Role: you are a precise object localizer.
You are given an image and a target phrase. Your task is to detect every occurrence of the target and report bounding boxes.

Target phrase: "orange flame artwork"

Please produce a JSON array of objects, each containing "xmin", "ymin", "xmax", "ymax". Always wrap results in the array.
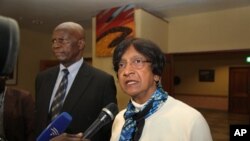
[{"xmin": 96, "ymin": 4, "xmax": 135, "ymax": 57}]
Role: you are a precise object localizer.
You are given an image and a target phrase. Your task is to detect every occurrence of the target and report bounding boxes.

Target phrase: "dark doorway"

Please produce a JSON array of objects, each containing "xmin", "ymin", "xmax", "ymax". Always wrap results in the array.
[
  {"xmin": 161, "ymin": 54, "xmax": 174, "ymax": 96},
  {"xmin": 229, "ymin": 67, "xmax": 250, "ymax": 114}
]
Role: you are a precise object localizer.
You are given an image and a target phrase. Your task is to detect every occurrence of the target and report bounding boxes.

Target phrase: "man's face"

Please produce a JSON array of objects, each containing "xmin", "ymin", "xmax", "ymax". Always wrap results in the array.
[{"xmin": 51, "ymin": 29, "xmax": 83, "ymax": 67}]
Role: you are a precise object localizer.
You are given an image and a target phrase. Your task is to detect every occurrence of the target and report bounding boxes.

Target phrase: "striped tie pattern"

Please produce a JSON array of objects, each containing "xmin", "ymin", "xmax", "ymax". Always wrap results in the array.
[{"xmin": 50, "ymin": 69, "xmax": 69, "ymax": 120}]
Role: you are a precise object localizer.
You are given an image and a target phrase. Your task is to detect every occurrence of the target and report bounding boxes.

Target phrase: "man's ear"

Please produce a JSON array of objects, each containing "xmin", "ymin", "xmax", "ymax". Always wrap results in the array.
[{"xmin": 78, "ymin": 39, "xmax": 85, "ymax": 50}]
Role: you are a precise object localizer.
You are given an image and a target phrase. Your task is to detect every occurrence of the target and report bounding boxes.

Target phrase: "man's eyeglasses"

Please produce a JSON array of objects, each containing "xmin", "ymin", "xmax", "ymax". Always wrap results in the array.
[
  {"xmin": 51, "ymin": 38, "xmax": 70, "ymax": 45},
  {"xmin": 118, "ymin": 58, "xmax": 151, "ymax": 70}
]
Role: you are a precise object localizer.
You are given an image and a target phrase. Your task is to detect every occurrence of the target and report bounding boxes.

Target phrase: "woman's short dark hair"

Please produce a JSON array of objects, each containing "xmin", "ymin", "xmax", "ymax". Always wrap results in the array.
[{"xmin": 112, "ymin": 37, "xmax": 166, "ymax": 76}]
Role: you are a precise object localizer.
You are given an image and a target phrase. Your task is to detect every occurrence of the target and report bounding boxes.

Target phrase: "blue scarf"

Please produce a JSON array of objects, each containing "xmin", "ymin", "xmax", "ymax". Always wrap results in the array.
[{"xmin": 119, "ymin": 87, "xmax": 168, "ymax": 141}]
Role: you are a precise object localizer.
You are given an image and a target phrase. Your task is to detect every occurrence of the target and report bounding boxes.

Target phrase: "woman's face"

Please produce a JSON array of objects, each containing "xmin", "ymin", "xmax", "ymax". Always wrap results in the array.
[{"xmin": 117, "ymin": 45, "xmax": 158, "ymax": 104}]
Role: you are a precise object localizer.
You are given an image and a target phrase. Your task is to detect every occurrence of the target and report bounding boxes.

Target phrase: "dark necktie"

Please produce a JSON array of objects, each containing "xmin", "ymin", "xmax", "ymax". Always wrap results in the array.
[{"xmin": 50, "ymin": 69, "xmax": 69, "ymax": 120}]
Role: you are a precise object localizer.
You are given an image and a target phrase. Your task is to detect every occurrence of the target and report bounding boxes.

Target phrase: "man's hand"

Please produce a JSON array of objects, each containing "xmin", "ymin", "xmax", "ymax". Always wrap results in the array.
[{"xmin": 50, "ymin": 133, "xmax": 90, "ymax": 141}]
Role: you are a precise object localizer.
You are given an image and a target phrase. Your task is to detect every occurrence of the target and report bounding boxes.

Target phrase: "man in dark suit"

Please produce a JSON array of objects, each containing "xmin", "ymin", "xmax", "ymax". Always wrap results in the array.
[
  {"xmin": 0, "ymin": 76, "xmax": 35, "ymax": 141},
  {"xmin": 35, "ymin": 22, "xmax": 117, "ymax": 141}
]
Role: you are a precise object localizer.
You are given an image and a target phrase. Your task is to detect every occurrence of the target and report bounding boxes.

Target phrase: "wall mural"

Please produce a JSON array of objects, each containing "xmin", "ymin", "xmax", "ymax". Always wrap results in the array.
[{"xmin": 96, "ymin": 4, "xmax": 135, "ymax": 57}]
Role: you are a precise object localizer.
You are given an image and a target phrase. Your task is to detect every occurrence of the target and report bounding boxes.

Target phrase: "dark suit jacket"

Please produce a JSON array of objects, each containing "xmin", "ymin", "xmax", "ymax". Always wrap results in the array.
[
  {"xmin": 35, "ymin": 62, "xmax": 117, "ymax": 141},
  {"xmin": 4, "ymin": 87, "xmax": 35, "ymax": 141}
]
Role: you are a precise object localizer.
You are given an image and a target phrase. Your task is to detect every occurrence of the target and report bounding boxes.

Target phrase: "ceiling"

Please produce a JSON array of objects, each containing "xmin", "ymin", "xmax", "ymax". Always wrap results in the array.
[{"xmin": 1, "ymin": 0, "xmax": 250, "ymax": 32}]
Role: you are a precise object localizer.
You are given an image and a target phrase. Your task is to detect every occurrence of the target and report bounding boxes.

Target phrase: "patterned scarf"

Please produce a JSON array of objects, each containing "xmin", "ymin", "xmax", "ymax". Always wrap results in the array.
[{"xmin": 119, "ymin": 87, "xmax": 168, "ymax": 141}]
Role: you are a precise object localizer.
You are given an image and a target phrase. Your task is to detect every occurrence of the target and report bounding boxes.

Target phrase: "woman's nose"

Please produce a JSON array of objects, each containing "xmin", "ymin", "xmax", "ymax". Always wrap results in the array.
[{"xmin": 122, "ymin": 63, "xmax": 135, "ymax": 76}]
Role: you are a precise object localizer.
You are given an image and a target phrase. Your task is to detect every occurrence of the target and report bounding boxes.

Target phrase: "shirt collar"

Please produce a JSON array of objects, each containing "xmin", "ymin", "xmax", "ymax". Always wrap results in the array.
[
  {"xmin": 131, "ymin": 99, "xmax": 148, "ymax": 112},
  {"xmin": 59, "ymin": 58, "xmax": 83, "ymax": 75}
]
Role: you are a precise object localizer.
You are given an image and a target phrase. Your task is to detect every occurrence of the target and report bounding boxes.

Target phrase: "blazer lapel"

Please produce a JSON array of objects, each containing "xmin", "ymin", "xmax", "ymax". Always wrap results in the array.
[
  {"xmin": 63, "ymin": 62, "xmax": 93, "ymax": 112},
  {"xmin": 40, "ymin": 67, "xmax": 59, "ymax": 115}
]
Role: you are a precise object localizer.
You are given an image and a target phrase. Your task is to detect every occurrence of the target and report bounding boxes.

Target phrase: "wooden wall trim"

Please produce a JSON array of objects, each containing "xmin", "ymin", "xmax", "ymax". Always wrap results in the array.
[
  {"xmin": 174, "ymin": 94, "xmax": 228, "ymax": 111},
  {"xmin": 175, "ymin": 93, "xmax": 228, "ymax": 98}
]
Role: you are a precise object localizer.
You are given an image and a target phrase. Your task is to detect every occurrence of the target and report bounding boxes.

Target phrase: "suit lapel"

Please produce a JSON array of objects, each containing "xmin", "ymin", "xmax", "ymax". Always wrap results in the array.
[
  {"xmin": 40, "ymin": 67, "xmax": 59, "ymax": 115},
  {"xmin": 63, "ymin": 62, "xmax": 93, "ymax": 112}
]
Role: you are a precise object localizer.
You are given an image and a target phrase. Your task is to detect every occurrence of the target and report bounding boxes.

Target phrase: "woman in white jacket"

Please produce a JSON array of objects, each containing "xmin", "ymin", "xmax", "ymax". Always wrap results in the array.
[{"xmin": 111, "ymin": 37, "xmax": 213, "ymax": 141}]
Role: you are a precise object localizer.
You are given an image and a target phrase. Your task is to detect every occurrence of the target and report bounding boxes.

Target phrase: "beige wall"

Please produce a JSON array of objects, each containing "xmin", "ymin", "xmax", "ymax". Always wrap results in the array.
[
  {"xmin": 10, "ymin": 6, "xmax": 250, "ymax": 110},
  {"xmin": 174, "ymin": 54, "xmax": 249, "ymax": 96},
  {"xmin": 135, "ymin": 9, "xmax": 168, "ymax": 53},
  {"xmin": 173, "ymin": 54, "xmax": 250, "ymax": 111},
  {"xmin": 14, "ymin": 29, "xmax": 52, "ymax": 97},
  {"xmin": 168, "ymin": 6, "xmax": 250, "ymax": 53}
]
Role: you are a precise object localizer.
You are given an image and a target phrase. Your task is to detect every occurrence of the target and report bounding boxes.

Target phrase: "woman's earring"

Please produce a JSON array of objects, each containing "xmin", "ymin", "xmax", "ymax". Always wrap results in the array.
[
  {"xmin": 154, "ymin": 76, "xmax": 162, "ymax": 87},
  {"xmin": 154, "ymin": 75, "xmax": 160, "ymax": 82}
]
